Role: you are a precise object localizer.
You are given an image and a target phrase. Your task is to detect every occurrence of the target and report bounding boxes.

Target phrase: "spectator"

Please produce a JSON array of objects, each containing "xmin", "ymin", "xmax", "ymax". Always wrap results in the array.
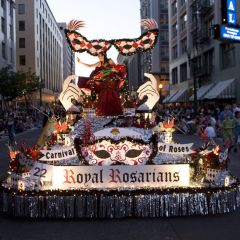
[
  {"xmin": 222, "ymin": 114, "xmax": 234, "ymax": 149},
  {"xmin": 219, "ymin": 105, "xmax": 233, "ymax": 122},
  {"xmin": 234, "ymin": 111, "xmax": 240, "ymax": 153},
  {"xmin": 6, "ymin": 113, "xmax": 16, "ymax": 146},
  {"xmin": 204, "ymin": 123, "xmax": 216, "ymax": 140},
  {"xmin": 233, "ymin": 103, "xmax": 240, "ymax": 115}
]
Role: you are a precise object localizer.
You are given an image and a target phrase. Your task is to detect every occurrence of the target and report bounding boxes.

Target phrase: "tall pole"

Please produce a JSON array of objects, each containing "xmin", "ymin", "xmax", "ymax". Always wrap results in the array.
[
  {"xmin": 193, "ymin": 68, "xmax": 198, "ymax": 114},
  {"xmin": 187, "ymin": 53, "xmax": 198, "ymax": 115},
  {"xmin": 39, "ymin": 78, "xmax": 42, "ymax": 106},
  {"xmin": 190, "ymin": 0, "xmax": 199, "ymax": 115}
]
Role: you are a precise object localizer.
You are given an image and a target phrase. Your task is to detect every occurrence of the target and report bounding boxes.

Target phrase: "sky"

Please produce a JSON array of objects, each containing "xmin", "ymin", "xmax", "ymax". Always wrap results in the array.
[{"xmin": 47, "ymin": 0, "xmax": 141, "ymax": 76}]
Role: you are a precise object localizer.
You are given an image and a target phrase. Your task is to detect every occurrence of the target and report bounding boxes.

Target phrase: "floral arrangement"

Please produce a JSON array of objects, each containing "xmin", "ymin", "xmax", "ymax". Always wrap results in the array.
[
  {"xmin": 54, "ymin": 121, "xmax": 70, "ymax": 134},
  {"xmin": 190, "ymin": 143, "xmax": 229, "ymax": 181},
  {"xmin": 9, "ymin": 145, "xmax": 42, "ymax": 173}
]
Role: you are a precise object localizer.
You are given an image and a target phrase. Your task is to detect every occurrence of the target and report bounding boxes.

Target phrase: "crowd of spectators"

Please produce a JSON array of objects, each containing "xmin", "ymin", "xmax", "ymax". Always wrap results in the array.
[
  {"xmin": 0, "ymin": 106, "xmax": 41, "ymax": 141},
  {"xmin": 155, "ymin": 102, "xmax": 240, "ymax": 153},
  {"xmin": 1, "ymin": 101, "xmax": 240, "ymax": 153},
  {"xmin": 0, "ymin": 103, "xmax": 66, "ymax": 144}
]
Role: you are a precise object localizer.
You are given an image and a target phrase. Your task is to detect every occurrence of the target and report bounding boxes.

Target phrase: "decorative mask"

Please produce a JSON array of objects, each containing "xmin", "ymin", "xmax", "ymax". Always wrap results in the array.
[{"xmin": 81, "ymin": 140, "xmax": 153, "ymax": 166}]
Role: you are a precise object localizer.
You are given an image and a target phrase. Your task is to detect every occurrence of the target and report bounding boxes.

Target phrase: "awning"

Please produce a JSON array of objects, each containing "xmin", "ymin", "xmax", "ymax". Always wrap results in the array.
[
  {"xmin": 169, "ymin": 88, "xmax": 188, "ymax": 103},
  {"xmin": 189, "ymin": 83, "xmax": 214, "ymax": 101},
  {"xmin": 162, "ymin": 89, "xmax": 178, "ymax": 103},
  {"xmin": 203, "ymin": 79, "xmax": 236, "ymax": 100}
]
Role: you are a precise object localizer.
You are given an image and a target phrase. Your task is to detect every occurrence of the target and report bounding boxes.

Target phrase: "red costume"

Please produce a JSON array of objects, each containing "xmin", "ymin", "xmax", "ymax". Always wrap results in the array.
[{"xmin": 78, "ymin": 62, "xmax": 126, "ymax": 116}]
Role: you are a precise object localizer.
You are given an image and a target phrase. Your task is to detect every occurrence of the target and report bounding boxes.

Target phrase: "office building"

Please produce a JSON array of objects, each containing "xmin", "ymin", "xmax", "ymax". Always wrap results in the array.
[
  {"xmin": 15, "ymin": 0, "xmax": 63, "ymax": 103},
  {"xmin": 140, "ymin": 0, "xmax": 169, "ymax": 99},
  {"xmin": 167, "ymin": 0, "xmax": 240, "ymax": 104},
  {"xmin": 0, "ymin": 0, "xmax": 16, "ymax": 70},
  {"xmin": 58, "ymin": 22, "xmax": 75, "ymax": 81}
]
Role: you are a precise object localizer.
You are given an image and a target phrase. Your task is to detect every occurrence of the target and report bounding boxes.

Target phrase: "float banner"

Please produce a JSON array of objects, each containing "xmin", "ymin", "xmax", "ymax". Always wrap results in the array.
[
  {"xmin": 30, "ymin": 162, "xmax": 53, "ymax": 182},
  {"xmin": 158, "ymin": 143, "xmax": 194, "ymax": 155},
  {"xmin": 51, "ymin": 164, "xmax": 190, "ymax": 190},
  {"xmin": 39, "ymin": 146, "xmax": 77, "ymax": 161}
]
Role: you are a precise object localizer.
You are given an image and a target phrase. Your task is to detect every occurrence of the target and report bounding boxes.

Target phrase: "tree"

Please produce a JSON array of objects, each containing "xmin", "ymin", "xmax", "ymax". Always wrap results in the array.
[
  {"xmin": 16, "ymin": 70, "xmax": 41, "ymax": 107},
  {"xmin": 0, "ymin": 67, "xmax": 41, "ymax": 108},
  {"xmin": 0, "ymin": 66, "xmax": 18, "ymax": 103}
]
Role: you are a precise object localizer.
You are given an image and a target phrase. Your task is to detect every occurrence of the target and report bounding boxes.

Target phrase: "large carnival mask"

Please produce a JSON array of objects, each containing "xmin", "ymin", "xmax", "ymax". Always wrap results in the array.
[
  {"xmin": 79, "ymin": 128, "xmax": 154, "ymax": 166},
  {"xmin": 81, "ymin": 140, "xmax": 152, "ymax": 166}
]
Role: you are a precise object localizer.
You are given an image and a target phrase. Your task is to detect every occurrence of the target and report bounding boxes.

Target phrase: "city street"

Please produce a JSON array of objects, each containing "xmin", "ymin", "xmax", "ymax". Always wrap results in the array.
[{"xmin": 0, "ymin": 129, "xmax": 240, "ymax": 240}]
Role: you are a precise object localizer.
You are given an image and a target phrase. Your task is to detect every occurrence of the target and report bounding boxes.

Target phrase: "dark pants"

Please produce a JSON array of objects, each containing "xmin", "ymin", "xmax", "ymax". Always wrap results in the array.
[{"xmin": 7, "ymin": 124, "xmax": 15, "ymax": 145}]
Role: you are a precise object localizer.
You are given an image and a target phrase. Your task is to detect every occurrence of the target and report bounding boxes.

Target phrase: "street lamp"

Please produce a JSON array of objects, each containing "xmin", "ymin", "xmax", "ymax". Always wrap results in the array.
[
  {"xmin": 39, "ymin": 79, "xmax": 42, "ymax": 107},
  {"xmin": 187, "ymin": 51, "xmax": 198, "ymax": 114}
]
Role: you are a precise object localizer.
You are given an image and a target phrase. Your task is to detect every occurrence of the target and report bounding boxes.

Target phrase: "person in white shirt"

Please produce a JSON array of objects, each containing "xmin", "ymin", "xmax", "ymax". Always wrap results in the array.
[
  {"xmin": 204, "ymin": 123, "xmax": 216, "ymax": 139},
  {"xmin": 233, "ymin": 103, "xmax": 240, "ymax": 115}
]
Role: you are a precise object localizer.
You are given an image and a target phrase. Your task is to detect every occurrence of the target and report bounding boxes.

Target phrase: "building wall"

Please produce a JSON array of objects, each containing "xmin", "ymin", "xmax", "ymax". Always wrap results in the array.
[
  {"xmin": 58, "ymin": 22, "xmax": 75, "ymax": 81},
  {"xmin": 118, "ymin": 53, "xmax": 142, "ymax": 91},
  {"xmin": 15, "ymin": 0, "xmax": 63, "ymax": 99},
  {"xmin": 140, "ymin": 0, "xmax": 169, "ymax": 97},
  {"xmin": 168, "ymin": 0, "xmax": 240, "ymax": 101},
  {"xmin": 0, "ymin": 0, "xmax": 16, "ymax": 71}
]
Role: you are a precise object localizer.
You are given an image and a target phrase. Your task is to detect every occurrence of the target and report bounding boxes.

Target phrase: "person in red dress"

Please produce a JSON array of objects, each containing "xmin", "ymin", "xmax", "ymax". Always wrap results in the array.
[{"xmin": 77, "ymin": 53, "xmax": 126, "ymax": 116}]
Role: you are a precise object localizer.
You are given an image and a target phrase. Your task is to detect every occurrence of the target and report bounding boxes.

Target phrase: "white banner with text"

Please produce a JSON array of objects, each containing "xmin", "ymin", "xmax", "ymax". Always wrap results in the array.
[
  {"xmin": 41, "ymin": 164, "xmax": 191, "ymax": 190},
  {"xmin": 39, "ymin": 146, "xmax": 77, "ymax": 161},
  {"xmin": 158, "ymin": 143, "xmax": 194, "ymax": 155}
]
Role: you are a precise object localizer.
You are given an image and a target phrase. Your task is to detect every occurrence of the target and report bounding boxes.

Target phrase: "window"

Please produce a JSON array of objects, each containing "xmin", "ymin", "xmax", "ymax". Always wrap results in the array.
[
  {"xmin": 1, "ymin": 17, "xmax": 5, "ymax": 33},
  {"xmin": 160, "ymin": 46, "xmax": 169, "ymax": 58},
  {"xmin": 159, "ymin": 0, "xmax": 168, "ymax": 8},
  {"xmin": 19, "ymin": 38, "xmax": 25, "ymax": 48},
  {"xmin": 172, "ymin": 23, "xmax": 178, "ymax": 38},
  {"xmin": 180, "ymin": 38, "xmax": 187, "ymax": 55},
  {"xmin": 19, "ymin": 55, "xmax": 26, "ymax": 65},
  {"xmin": 208, "ymin": 0, "xmax": 214, "ymax": 6},
  {"xmin": 19, "ymin": 21, "xmax": 25, "ymax": 31},
  {"xmin": 191, "ymin": 56, "xmax": 201, "ymax": 75},
  {"xmin": 2, "ymin": 42, "xmax": 6, "ymax": 59},
  {"xmin": 180, "ymin": 14, "xmax": 187, "ymax": 31},
  {"xmin": 160, "ymin": 62, "xmax": 169, "ymax": 73},
  {"xmin": 171, "ymin": 1, "xmax": 177, "ymax": 16},
  {"xmin": 221, "ymin": 43, "xmax": 235, "ymax": 69},
  {"xmin": 160, "ymin": 13, "xmax": 168, "ymax": 24},
  {"xmin": 10, "ymin": 48, "xmax": 13, "ymax": 63},
  {"xmin": 204, "ymin": 17, "xmax": 214, "ymax": 38},
  {"xmin": 172, "ymin": 45, "xmax": 178, "ymax": 60},
  {"xmin": 159, "ymin": 30, "xmax": 168, "ymax": 41},
  {"xmin": 18, "ymin": 4, "xmax": 25, "ymax": 14},
  {"xmin": 203, "ymin": 49, "xmax": 214, "ymax": 73},
  {"xmin": 180, "ymin": 0, "xmax": 187, "ymax": 6},
  {"xmin": 180, "ymin": 63, "xmax": 187, "ymax": 82},
  {"xmin": 9, "ymin": 24, "xmax": 13, "ymax": 39},
  {"xmin": 172, "ymin": 67, "xmax": 178, "ymax": 85},
  {"xmin": 9, "ymin": 2, "xmax": 13, "ymax": 16},
  {"xmin": 1, "ymin": 0, "xmax": 4, "ymax": 8}
]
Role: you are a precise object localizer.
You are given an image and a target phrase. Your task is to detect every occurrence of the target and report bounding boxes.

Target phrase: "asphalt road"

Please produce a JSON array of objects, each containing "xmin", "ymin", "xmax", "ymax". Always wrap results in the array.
[{"xmin": 0, "ymin": 129, "xmax": 240, "ymax": 240}]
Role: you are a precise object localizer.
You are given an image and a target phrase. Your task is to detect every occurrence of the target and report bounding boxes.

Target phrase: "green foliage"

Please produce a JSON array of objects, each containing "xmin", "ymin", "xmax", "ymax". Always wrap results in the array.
[{"xmin": 0, "ymin": 66, "xmax": 41, "ymax": 102}]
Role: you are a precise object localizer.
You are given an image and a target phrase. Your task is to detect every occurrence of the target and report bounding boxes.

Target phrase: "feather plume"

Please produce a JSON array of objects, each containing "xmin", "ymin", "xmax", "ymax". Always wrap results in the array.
[
  {"xmin": 162, "ymin": 119, "xmax": 174, "ymax": 129},
  {"xmin": 67, "ymin": 19, "xmax": 85, "ymax": 31},
  {"xmin": 141, "ymin": 18, "xmax": 158, "ymax": 30}
]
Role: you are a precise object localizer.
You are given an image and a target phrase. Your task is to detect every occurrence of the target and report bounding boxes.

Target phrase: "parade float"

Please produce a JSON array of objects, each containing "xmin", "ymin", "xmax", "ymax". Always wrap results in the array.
[{"xmin": 0, "ymin": 19, "xmax": 239, "ymax": 219}]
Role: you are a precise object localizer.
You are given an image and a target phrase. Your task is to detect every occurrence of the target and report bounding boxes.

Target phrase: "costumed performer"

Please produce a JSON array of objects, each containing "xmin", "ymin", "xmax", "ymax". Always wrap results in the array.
[{"xmin": 77, "ymin": 53, "xmax": 126, "ymax": 116}]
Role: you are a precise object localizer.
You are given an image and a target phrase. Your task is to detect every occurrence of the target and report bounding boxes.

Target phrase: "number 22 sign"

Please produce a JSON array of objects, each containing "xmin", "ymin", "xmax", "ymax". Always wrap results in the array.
[{"xmin": 30, "ymin": 163, "xmax": 53, "ymax": 182}]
